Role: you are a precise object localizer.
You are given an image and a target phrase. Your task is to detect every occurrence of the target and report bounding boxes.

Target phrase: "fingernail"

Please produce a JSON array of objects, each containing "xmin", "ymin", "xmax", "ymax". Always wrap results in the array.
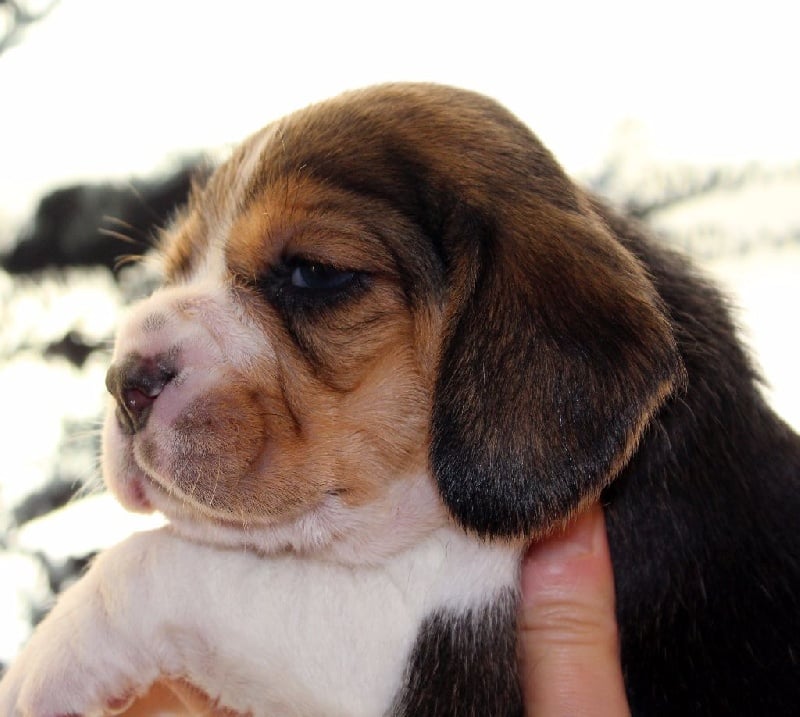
[{"xmin": 526, "ymin": 505, "xmax": 603, "ymax": 564}]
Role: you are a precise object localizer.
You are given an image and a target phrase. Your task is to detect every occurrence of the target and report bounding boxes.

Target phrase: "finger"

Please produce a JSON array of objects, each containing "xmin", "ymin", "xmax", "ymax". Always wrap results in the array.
[
  {"xmin": 120, "ymin": 678, "xmax": 241, "ymax": 716},
  {"xmin": 164, "ymin": 678, "xmax": 242, "ymax": 716},
  {"xmin": 518, "ymin": 504, "xmax": 630, "ymax": 717}
]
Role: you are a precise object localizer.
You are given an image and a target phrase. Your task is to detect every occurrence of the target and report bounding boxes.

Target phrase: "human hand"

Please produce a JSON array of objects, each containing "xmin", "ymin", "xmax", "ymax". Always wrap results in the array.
[{"xmin": 518, "ymin": 505, "xmax": 631, "ymax": 716}]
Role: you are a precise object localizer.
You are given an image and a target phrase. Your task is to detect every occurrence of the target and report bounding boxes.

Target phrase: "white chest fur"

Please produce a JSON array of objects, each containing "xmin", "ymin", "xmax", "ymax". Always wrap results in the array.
[{"xmin": 0, "ymin": 526, "xmax": 521, "ymax": 716}]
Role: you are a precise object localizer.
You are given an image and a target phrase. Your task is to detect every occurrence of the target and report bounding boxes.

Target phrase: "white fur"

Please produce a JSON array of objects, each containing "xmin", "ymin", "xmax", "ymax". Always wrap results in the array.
[
  {"xmin": 164, "ymin": 473, "xmax": 456, "ymax": 564},
  {"xmin": 0, "ymin": 525, "xmax": 520, "ymax": 716},
  {"xmin": 101, "ymin": 280, "xmax": 274, "ymax": 518}
]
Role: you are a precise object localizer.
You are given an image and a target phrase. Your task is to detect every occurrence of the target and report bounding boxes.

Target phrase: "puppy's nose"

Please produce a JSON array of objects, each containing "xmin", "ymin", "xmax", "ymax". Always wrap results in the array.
[{"xmin": 106, "ymin": 355, "xmax": 176, "ymax": 433}]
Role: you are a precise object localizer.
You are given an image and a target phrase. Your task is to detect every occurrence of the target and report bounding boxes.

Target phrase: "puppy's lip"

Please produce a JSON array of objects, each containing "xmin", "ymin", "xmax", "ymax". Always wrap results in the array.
[
  {"xmin": 137, "ymin": 470, "xmax": 258, "ymax": 528},
  {"xmin": 111, "ymin": 470, "xmax": 155, "ymax": 514},
  {"xmin": 129, "ymin": 476, "xmax": 153, "ymax": 511}
]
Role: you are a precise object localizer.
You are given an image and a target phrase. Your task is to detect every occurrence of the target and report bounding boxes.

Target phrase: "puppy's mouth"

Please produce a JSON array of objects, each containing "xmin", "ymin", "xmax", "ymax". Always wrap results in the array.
[
  {"xmin": 135, "ymin": 442, "xmax": 271, "ymax": 525},
  {"xmin": 106, "ymin": 424, "xmax": 360, "ymax": 557},
  {"xmin": 102, "ymin": 375, "xmax": 277, "ymax": 531},
  {"xmin": 126, "ymin": 465, "xmax": 239, "ymax": 526}
]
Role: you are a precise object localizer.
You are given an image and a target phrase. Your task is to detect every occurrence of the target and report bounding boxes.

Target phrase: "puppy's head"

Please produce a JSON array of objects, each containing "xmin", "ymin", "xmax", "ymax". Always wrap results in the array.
[{"xmin": 102, "ymin": 84, "xmax": 683, "ymax": 558}]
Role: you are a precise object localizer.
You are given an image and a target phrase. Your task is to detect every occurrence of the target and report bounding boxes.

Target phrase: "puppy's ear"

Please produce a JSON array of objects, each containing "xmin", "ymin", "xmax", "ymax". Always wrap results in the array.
[{"xmin": 431, "ymin": 200, "xmax": 684, "ymax": 537}]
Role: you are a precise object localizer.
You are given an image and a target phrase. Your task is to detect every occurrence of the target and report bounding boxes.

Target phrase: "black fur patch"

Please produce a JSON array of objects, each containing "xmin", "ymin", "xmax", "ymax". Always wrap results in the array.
[
  {"xmin": 391, "ymin": 589, "xmax": 522, "ymax": 717},
  {"xmin": 598, "ymin": 204, "xmax": 800, "ymax": 715}
]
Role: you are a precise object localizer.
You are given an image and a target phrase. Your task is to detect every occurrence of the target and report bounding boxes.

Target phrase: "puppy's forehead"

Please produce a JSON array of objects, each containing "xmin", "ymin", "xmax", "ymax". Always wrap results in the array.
[
  {"xmin": 199, "ymin": 127, "xmax": 283, "ymax": 278},
  {"xmin": 162, "ymin": 83, "xmax": 581, "ymax": 283},
  {"xmin": 167, "ymin": 120, "xmax": 445, "ymax": 284},
  {"xmin": 160, "ymin": 126, "xmax": 278, "ymax": 280}
]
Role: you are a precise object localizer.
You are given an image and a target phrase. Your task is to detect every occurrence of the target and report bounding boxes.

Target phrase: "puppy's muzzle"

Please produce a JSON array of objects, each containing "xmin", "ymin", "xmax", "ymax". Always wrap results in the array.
[{"xmin": 106, "ymin": 354, "xmax": 177, "ymax": 434}]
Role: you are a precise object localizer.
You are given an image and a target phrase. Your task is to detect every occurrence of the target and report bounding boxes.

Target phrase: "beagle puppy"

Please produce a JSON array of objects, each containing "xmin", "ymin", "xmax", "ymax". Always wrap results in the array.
[{"xmin": 1, "ymin": 83, "xmax": 798, "ymax": 716}]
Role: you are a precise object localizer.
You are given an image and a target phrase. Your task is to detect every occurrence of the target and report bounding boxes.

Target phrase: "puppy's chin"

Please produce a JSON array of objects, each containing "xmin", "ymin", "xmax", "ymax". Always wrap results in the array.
[
  {"xmin": 101, "ymin": 407, "xmax": 156, "ymax": 514},
  {"xmin": 102, "ymin": 407, "xmax": 446, "ymax": 563}
]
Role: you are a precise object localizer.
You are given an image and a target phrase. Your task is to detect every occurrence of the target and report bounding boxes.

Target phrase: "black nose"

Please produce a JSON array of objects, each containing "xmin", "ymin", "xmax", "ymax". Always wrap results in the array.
[{"xmin": 106, "ymin": 354, "xmax": 176, "ymax": 433}]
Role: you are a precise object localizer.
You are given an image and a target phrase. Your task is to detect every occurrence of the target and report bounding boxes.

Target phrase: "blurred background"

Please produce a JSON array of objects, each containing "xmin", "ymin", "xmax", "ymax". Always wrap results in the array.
[{"xmin": 1, "ymin": 0, "xmax": 798, "ymax": 668}]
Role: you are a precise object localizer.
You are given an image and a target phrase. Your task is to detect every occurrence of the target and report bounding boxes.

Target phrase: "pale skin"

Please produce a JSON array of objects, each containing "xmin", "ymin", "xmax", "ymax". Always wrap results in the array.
[
  {"xmin": 518, "ymin": 504, "xmax": 631, "ymax": 716},
  {"xmin": 123, "ymin": 504, "xmax": 630, "ymax": 716}
]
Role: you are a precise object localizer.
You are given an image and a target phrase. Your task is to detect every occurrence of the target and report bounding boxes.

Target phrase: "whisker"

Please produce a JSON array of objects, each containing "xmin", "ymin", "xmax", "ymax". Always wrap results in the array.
[
  {"xmin": 98, "ymin": 227, "xmax": 144, "ymax": 246},
  {"xmin": 124, "ymin": 182, "xmax": 169, "ymax": 226},
  {"xmin": 104, "ymin": 216, "xmax": 140, "ymax": 231},
  {"xmin": 208, "ymin": 455, "xmax": 223, "ymax": 508},
  {"xmin": 113, "ymin": 254, "xmax": 145, "ymax": 271}
]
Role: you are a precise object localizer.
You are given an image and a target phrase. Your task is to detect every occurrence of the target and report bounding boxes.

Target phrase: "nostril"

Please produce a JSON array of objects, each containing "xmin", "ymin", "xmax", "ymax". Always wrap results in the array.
[
  {"xmin": 122, "ymin": 386, "xmax": 158, "ymax": 415},
  {"xmin": 106, "ymin": 355, "xmax": 177, "ymax": 433}
]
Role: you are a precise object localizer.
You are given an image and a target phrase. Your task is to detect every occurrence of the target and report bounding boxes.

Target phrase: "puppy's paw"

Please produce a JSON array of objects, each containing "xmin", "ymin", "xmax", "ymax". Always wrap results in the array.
[
  {"xmin": 0, "ymin": 635, "xmax": 151, "ymax": 717},
  {"xmin": 0, "ymin": 580, "xmax": 156, "ymax": 717}
]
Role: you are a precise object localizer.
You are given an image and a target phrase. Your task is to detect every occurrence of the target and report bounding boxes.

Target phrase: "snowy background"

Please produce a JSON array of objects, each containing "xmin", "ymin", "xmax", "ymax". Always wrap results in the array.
[{"xmin": 1, "ymin": 0, "xmax": 799, "ymax": 668}]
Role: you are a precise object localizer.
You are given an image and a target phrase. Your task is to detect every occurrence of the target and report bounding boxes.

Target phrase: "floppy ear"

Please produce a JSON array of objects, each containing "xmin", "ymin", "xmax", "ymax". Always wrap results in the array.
[{"xmin": 430, "ymin": 199, "xmax": 685, "ymax": 538}]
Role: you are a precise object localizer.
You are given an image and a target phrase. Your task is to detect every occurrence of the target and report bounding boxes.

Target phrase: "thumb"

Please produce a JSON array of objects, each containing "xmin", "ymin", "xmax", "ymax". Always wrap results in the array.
[{"xmin": 518, "ymin": 505, "xmax": 630, "ymax": 717}]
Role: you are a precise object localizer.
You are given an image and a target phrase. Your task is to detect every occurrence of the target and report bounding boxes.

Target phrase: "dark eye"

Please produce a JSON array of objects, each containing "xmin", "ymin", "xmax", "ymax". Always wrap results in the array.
[
  {"xmin": 290, "ymin": 262, "xmax": 356, "ymax": 291},
  {"xmin": 254, "ymin": 258, "xmax": 368, "ymax": 314}
]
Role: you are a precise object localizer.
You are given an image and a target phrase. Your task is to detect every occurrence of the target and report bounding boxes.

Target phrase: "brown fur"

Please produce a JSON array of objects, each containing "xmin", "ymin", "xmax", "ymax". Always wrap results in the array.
[
  {"xmin": 124, "ymin": 83, "xmax": 683, "ymax": 539},
  {"xmin": 131, "ymin": 179, "xmax": 438, "ymax": 524}
]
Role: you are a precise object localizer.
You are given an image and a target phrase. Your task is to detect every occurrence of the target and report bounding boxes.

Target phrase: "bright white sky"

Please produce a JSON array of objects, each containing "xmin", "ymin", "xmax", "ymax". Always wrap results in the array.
[{"xmin": 2, "ymin": 0, "xmax": 799, "ymax": 229}]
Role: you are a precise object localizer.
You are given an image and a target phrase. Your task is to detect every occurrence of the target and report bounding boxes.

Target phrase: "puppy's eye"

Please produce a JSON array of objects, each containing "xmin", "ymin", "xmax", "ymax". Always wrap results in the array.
[
  {"xmin": 256, "ymin": 258, "xmax": 368, "ymax": 314},
  {"xmin": 291, "ymin": 262, "xmax": 356, "ymax": 291}
]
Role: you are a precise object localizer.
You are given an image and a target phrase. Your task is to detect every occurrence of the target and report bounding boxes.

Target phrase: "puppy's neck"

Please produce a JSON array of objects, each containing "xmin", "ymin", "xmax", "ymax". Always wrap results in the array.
[{"xmin": 166, "ymin": 472, "xmax": 490, "ymax": 566}]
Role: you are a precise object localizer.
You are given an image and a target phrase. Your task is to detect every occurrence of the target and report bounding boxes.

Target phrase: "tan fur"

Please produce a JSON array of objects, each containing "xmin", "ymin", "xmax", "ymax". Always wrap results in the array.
[
  {"xmin": 104, "ymin": 82, "xmax": 682, "ymax": 550},
  {"xmin": 109, "ymin": 170, "xmax": 441, "ymax": 531}
]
